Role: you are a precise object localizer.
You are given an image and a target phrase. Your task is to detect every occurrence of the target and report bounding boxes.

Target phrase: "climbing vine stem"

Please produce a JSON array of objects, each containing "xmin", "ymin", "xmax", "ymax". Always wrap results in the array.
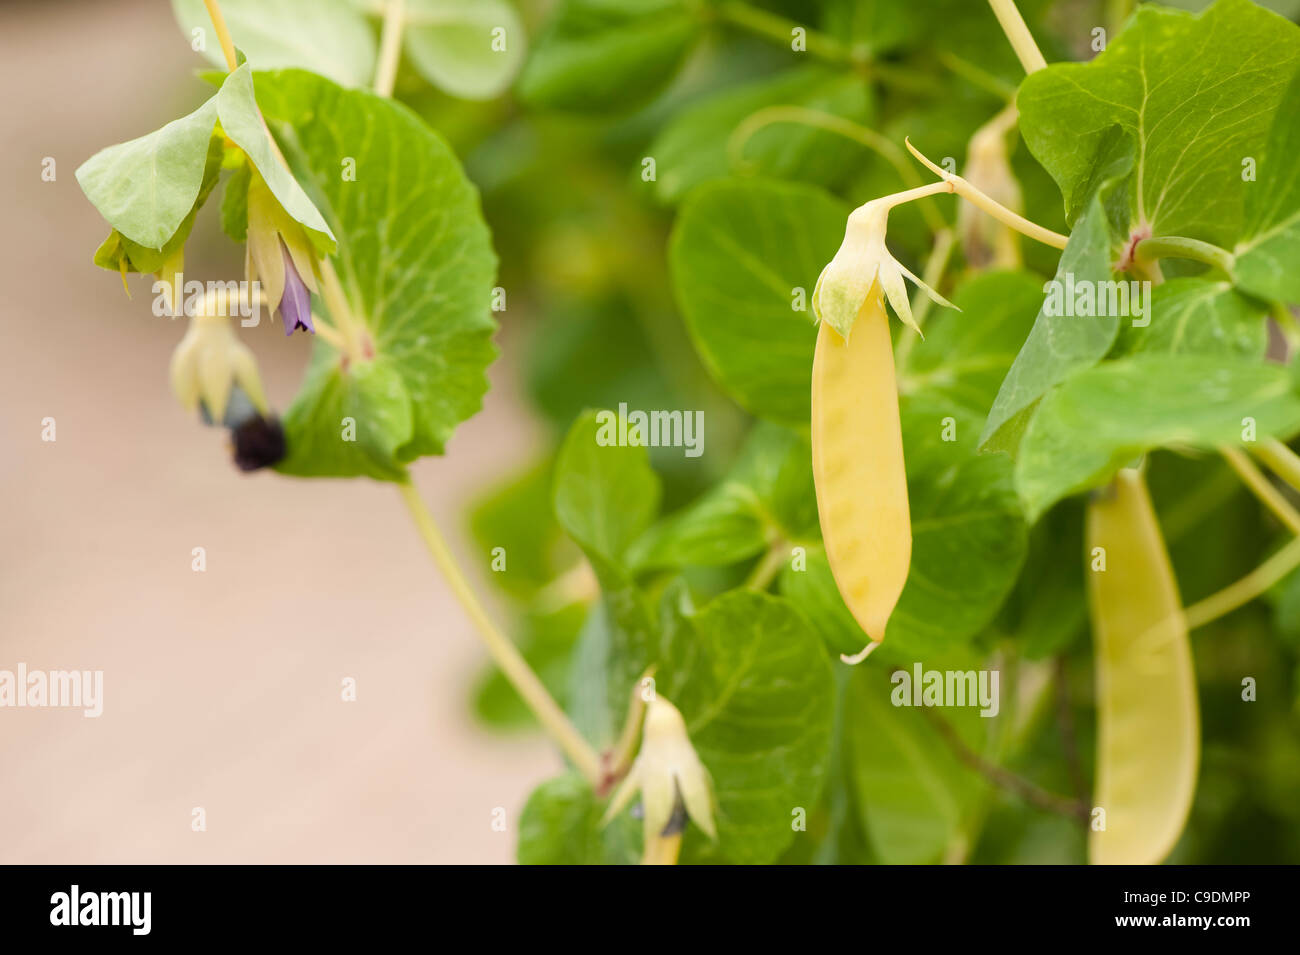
[
  {"xmin": 374, "ymin": 0, "xmax": 406, "ymax": 98},
  {"xmin": 987, "ymin": 0, "xmax": 1048, "ymax": 73},
  {"xmin": 906, "ymin": 139, "xmax": 1068, "ymax": 250},
  {"xmin": 398, "ymin": 479, "xmax": 604, "ymax": 786},
  {"xmin": 728, "ymin": 108, "xmax": 949, "ymax": 233},
  {"xmin": 202, "ymin": 0, "xmax": 238, "ymax": 72}
]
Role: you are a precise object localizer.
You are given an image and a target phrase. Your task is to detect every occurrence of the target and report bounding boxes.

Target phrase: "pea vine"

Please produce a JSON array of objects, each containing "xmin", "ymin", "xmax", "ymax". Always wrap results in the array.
[{"xmin": 78, "ymin": 0, "xmax": 1300, "ymax": 864}]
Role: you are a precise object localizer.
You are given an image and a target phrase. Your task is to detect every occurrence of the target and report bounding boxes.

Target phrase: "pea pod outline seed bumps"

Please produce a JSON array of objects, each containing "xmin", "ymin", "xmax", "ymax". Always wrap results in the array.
[
  {"xmin": 811, "ymin": 294, "xmax": 911, "ymax": 652},
  {"xmin": 1086, "ymin": 468, "xmax": 1199, "ymax": 865},
  {"xmin": 810, "ymin": 198, "xmax": 957, "ymax": 659}
]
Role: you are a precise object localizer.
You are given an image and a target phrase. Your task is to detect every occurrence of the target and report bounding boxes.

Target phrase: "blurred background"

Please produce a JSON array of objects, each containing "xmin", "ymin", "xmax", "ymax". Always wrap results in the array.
[
  {"xmin": 0, "ymin": 0, "xmax": 559, "ymax": 864},
  {"xmin": 4, "ymin": 0, "xmax": 1300, "ymax": 864}
]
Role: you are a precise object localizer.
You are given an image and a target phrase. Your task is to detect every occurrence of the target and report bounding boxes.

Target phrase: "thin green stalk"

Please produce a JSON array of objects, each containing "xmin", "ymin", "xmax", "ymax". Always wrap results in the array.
[
  {"xmin": 398, "ymin": 480, "xmax": 603, "ymax": 786},
  {"xmin": 1134, "ymin": 236, "xmax": 1236, "ymax": 277},
  {"xmin": 727, "ymin": 108, "xmax": 948, "ymax": 233},
  {"xmin": 938, "ymin": 51, "xmax": 1018, "ymax": 102},
  {"xmin": 1255, "ymin": 439, "xmax": 1300, "ymax": 494},
  {"xmin": 987, "ymin": 0, "xmax": 1047, "ymax": 73},
  {"xmin": 1183, "ymin": 532, "xmax": 1300, "ymax": 630},
  {"xmin": 1221, "ymin": 446, "xmax": 1300, "ymax": 535},
  {"xmin": 715, "ymin": 1, "xmax": 858, "ymax": 66},
  {"xmin": 906, "ymin": 140, "xmax": 1068, "ymax": 249},
  {"xmin": 203, "ymin": 0, "xmax": 238, "ymax": 72},
  {"xmin": 744, "ymin": 541, "xmax": 788, "ymax": 591},
  {"xmin": 373, "ymin": 0, "xmax": 406, "ymax": 98}
]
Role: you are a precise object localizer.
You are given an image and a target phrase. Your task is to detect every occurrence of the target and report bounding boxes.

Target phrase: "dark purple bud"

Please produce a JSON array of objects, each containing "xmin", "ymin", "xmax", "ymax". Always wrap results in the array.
[
  {"xmin": 231, "ymin": 413, "xmax": 287, "ymax": 471},
  {"xmin": 279, "ymin": 240, "xmax": 314, "ymax": 336}
]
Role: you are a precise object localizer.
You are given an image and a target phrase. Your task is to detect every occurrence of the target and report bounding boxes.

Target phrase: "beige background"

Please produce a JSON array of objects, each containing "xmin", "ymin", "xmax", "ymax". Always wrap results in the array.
[{"xmin": 0, "ymin": 0, "xmax": 558, "ymax": 863}]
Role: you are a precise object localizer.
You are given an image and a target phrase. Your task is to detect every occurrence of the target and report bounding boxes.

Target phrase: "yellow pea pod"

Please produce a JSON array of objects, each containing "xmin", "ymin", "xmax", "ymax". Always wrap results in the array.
[
  {"xmin": 1086, "ymin": 468, "xmax": 1199, "ymax": 865},
  {"xmin": 811, "ymin": 289, "xmax": 910, "ymax": 652}
]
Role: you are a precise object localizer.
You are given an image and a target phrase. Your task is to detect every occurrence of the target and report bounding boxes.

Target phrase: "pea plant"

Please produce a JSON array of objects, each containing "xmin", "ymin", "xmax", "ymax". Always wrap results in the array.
[{"xmin": 77, "ymin": 0, "xmax": 1300, "ymax": 864}]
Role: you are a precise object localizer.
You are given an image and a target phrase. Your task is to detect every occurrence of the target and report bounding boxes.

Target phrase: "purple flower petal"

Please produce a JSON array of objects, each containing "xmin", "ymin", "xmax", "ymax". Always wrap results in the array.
[{"xmin": 278, "ymin": 240, "xmax": 314, "ymax": 336}]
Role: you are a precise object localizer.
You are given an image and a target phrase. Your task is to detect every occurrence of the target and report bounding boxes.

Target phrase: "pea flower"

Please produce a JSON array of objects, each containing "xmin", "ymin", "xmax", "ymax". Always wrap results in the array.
[
  {"xmin": 169, "ymin": 287, "xmax": 269, "ymax": 426},
  {"xmin": 602, "ymin": 696, "xmax": 716, "ymax": 859},
  {"xmin": 812, "ymin": 198, "xmax": 955, "ymax": 340},
  {"xmin": 245, "ymin": 168, "xmax": 320, "ymax": 336}
]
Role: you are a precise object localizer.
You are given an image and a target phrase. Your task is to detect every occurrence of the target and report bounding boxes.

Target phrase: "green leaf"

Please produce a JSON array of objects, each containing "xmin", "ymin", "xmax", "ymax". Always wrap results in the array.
[
  {"xmin": 650, "ymin": 67, "xmax": 872, "ymax": 204},
  {"xmin": 468, "ymin": 460, "xmax": 577, "ymax": 600},
  {"xmin": 517, "ymin": 0, "xmax": 698, "ymax": 112},
  {"xmin": 782, "ymin": 400, "xmax": 1025, "ymax": 661},
  {"xmin": 669, "ymin": 179, "xmax": 847, "ymax": 427},
  {"xmin": 171, "ymin": 0, "xmax": 377, "ymax": 88},
  {"xmin": 403, "ymin": 0, "xmax": 527, "ymax": 100},
  {"xmin": 517, "ymin": 773, "xmax": 640, "ymax": 864},
  {"xmin": 819, "ymin": 0, "xmax": 925, "ymax": 56},
  {"xmin": 1016, "ymin": 355, "xmax": 1300, "ymax": 520},
  {"xmin": 1017, "ymin": 0, "xmax": 1300, "ymax": 244},
  {"xmin": 899, "ymin": 269, "xmax": 1046, "ymax": 416},
  {"xmin": 844, "ymin": 665, "xmax": 987, "ymax": 864},
  {"xmin": 551, "ymin": 412, "xmax": 663, "ymax": 744},
  {"xmin": 1113, "ymin": 278, "xmax": 1268, "ymax": 358},
  {"xmin": 1234, "ymin": 64, "xmax": 1300, "ymax": 305},
  {"xmin": 92, "ymin": 134, "xmax": 226, "ymax": 275},
  {"xmin": 76, "ymin": 95, "xmax": 219, "ymax": 250},
  {"xmin": 888, "ymin": 399, "xmax": 1027, "ymax": 652},
  {"xmin": 552, "ymin": 410, "xmax": 662, "ymax": 577},
  {"xmin": 628, "ymin": 422, "xmax": 815, "ymax": 571},
  {"xmin": 566, "ymin": 581, "xmax": 658, "ymax": 748},
  {"xmin": 276, "ymin": 355, "xmax": 413, "ymax": 480},
  {"xmin": 980, "ymin": 195, "xmax": 1117, "ymax": 451},
  {"xmin": 664, "ymin": 590, "xmax": 835, "ymax": 864},
  {"xmin": 251, "ymin": 69, "xmax": 497, "ymax": 478},
  {"xmin": 216, "ymin": 65, "xmax": 336, "ymax": 254}
]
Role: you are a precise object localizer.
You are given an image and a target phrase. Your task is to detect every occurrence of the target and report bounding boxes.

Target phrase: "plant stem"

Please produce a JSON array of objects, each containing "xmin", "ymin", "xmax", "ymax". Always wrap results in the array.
[
  {"xmin": 1254, "ymin": 439, "xmax": 1300, "ymax": 493},
  {"xmin": 1053, "ymin": 655, "xmax": 1087, "ymax": 804},
  {"xmin": 398, "ymin": 480, "xmax": 604, "ymax": 786},
  {"xmin": 938, "ymin": 52, "xmax": 1018, "ymax": 103},
  {"xmin": 921, "ymin": 706, "xmax": 1088, "ymax": 822},
  {"xmin": 318, "ymin": 259, "xmax": 371, "ymax": 358},
  {"xmin": 308, "ymin": 315, "xmax": 347, "ymax": 351},
  {"xmin": 1183, "ymin": 532, "xmax": 1300, "ymax": 630},
  {"xmin": 906, "ymin": 139, "xmax": 1069, "ymax": 249},
  {"xmin": 373, "ymin": 0, "xmax": 406, "ymax": 98},
  {"xmin": 203, "ymin": 0, "xmax": 239, "ymax": 72},
  {"xmin": 1134, "ymin": 236, "xmax": 1236, "ymax": 277},
  {"xmin": 986, "ymin": 0, "xmax": 1047, "ymax": 74},
  {"xmin": 606, "ymin": 667, "xmax": 655, "ymax": 788},
  {"xmin": 880, "ymin": 178, "xmax": 958, "ymax": 210},
  {"xmin": 715, "ymin": 1, "xmax": 857, "ymax": 66},
  {"xmin": 744, "ymin": 541, "xmax": 788, "ymax": 591},
  {"xmin": 727, "ymin": 108, "xmax": 948, "ymax": 233},
  {"xmin": 1221, "ymin": 446, "xmax": 1300, "ymax": 534}
]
